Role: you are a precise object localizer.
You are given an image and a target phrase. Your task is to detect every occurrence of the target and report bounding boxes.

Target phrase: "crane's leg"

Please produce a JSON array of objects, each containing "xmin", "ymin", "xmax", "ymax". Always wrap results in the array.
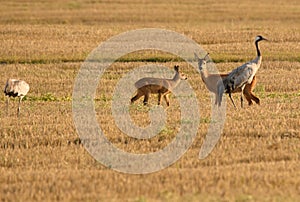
[
  {"xmin": 229, "ymin": 92, "xmax": 237, "ymax": 109},
  {"xmin": 240, "ymin": 85, "xmax": 245, "ymax": 108},
  {"xmin": 6, "ymin": 96, "xmax": 9, "ymax": 115},
  {"xmin": 18, "ymin": 97, "xmax": 22, "ymax": 117},
  {"xmin": 240, "ymin": 94, "xmax": 244, "ymax": 108}
]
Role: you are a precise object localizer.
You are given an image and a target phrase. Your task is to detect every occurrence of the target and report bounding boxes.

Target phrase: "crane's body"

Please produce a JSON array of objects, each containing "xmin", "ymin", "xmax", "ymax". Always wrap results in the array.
[
  {"xmin": 217, "ymin": 35, "xmax": 267, "ymax": 108},
  {"xmin": 4, "ymin": 79, "xmax": 30, "ymax": 116},
  {"xmin": 227, "ymin": 57, "xmax": 260, "ymax": 89}
]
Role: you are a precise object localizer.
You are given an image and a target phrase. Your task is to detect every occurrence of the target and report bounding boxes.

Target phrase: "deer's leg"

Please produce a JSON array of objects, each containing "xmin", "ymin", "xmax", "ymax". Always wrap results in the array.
[
  {"xmin": 250, "ymin": 76, "xmax": 257, "ymax": 91},
  {"xmin": 249, "ymin": 76, "xmax": 260, "ymax": 105},
  {"xmin": 217, "ymin": 82, "xmax": 225, "ymax": 107},
  {"xmin": 215, "ymin": 93, "xmax": 219, "ymax": 106},
  {"xmin": 244, "ymin": 90, "xmax": 260, "ymax": 105},
  {"xmin": 217, "ymin": 93, "xmax": 223, "ymax": 107},
  {"xmin": 157, "ymin": 92, "xmax": 162, "ymax": 105},
  {"xmin": 243, "ymin": 84, "xmax": 253, "ymax": 106},
  {"xmin": 251, "ymin": 94, "xmax": 260, "ymax": 105},
  {"xmin": 143, "ymin": 92, "xmax": 150, "ymax": 105},
  {"xmin": 163, "ymin": 93, "xmax": 170, "ymax": 107},
  {"xmin": 131, "ymin": 90, "xmax": 143, "ymax": 104}
]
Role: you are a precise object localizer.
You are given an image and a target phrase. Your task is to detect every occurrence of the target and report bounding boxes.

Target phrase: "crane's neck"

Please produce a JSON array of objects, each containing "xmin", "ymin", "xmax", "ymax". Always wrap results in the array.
[
  {"xmin": 254, "ymin": 40, "xmax": 263, "ymax": 66},
  {"xmin": 255, "ymin": 40, "xmax": 261, "ymax": 57}
]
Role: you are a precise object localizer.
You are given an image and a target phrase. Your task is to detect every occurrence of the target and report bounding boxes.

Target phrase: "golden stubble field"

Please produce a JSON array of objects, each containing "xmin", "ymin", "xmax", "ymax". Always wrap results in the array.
[{"xmin": 0, "ymin": 0, "xmax": 300, "ymax": 201}]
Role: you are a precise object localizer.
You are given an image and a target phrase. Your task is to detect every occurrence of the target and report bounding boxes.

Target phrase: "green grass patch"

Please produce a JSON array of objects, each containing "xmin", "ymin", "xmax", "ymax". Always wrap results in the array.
[
  {"xmin": 265, "ymin": 92, "xmax": 300, "ymax": 99},
  {"xmin": 25, "ymin": 93, "xmax": 72, "ymax": 102},
  {"xmin": 0, "ymin": 58, "xmax": 85, "ymax": 65}
]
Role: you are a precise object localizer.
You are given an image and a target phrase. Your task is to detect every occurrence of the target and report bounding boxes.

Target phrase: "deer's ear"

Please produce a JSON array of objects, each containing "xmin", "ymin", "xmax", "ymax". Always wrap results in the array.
[
  {"xmin": 204, "ymin": 53, "xmax": 210, "ymax": 60},
  {"xmin": 174, "ymin": 65, "xmax": 179, "ymax": 71},
  {"xmin": 194, "ymin": 52, "xmax": 200, "ymax": 60}
]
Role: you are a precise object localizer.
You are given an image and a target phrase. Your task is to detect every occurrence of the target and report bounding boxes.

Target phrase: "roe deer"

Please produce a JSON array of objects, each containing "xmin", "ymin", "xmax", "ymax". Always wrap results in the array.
[
  {"xmin": 195, "ymin": 53, "xmax": 260, "ymax": 107},
  {"xmin": 131, "ymin": 65, "xmax": 187, "ymax": 106}
]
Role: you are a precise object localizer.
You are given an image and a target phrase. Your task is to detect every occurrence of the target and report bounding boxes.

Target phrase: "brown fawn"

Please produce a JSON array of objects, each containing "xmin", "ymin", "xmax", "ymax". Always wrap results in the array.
[{"xmin": 131, "ymin": 65, "xmax": 187, "ymax": 106}]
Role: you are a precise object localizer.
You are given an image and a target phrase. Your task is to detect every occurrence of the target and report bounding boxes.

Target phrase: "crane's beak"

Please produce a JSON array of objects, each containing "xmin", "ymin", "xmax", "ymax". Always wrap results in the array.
[{"xmin": 262, "ymin": 37, "xmax": 268, "ymax": 41}]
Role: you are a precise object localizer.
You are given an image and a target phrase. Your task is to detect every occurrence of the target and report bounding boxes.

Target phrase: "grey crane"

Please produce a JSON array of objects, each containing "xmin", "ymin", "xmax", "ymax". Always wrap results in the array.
[
  {"xmin": 216, "ymin": 35, "xmax": 267, "ymax": 108},
  {"xmin": 4, "ymin": 79, "xmax": 30, "ymax": 116}
]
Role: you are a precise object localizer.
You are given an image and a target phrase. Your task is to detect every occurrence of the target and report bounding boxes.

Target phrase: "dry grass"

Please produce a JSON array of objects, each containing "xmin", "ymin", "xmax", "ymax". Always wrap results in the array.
[{"xmin": 0, "ymin": 0, "xmax": 300, "ymax": 201}]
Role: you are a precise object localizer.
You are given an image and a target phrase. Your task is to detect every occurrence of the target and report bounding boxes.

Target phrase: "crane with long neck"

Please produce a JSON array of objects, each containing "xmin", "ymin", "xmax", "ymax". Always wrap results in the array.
[{"xmin": 216, "ymin": 35, "xmax": 267, "ymax": 108}]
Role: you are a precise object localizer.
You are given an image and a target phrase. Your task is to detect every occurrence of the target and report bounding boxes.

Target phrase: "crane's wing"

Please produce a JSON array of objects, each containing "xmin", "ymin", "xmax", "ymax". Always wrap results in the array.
[
  {"xmin": 14, "ymin": 80, "xmax": 30, "ymax": 96},
  {"xmin": 227, "ymin": 62, "xmax": 254, "ymax": 89},
  {"xmin": 4, "ymin": 81, "xmax": 8, "ymax": 93}
]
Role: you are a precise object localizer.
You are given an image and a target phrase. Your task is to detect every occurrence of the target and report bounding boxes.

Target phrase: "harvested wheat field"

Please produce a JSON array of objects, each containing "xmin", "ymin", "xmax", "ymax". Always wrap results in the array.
[{"xmin": 0, "ymin": 0, "xmax": 300, "ymax": 201}]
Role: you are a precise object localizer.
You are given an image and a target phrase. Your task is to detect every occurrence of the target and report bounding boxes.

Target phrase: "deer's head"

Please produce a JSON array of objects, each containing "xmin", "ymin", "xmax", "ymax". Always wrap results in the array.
[
  {"xmin": 194, "ymin": 52, "xmax": 209, "ymax": 71},
  {"xmin": 174, "ymin": 65, "xmax": 187, "ymax": 80}
]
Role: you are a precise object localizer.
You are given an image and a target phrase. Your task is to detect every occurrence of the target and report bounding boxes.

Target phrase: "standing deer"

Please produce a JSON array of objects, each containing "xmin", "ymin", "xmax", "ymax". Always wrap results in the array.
[
  {"xmin": 131, "ymin": 65, "xmax": 187, "ymax": 106},
  {"xmin": 195, "ymin": 53, "xmax": 260, "ymax": 107},
  {"xmin": 217, "ymin": 35, "xmax": 267, "ymax": 108},
  {"xmin": 4, "ymin": 79, "xmax": 30, "ymax": 117}
]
